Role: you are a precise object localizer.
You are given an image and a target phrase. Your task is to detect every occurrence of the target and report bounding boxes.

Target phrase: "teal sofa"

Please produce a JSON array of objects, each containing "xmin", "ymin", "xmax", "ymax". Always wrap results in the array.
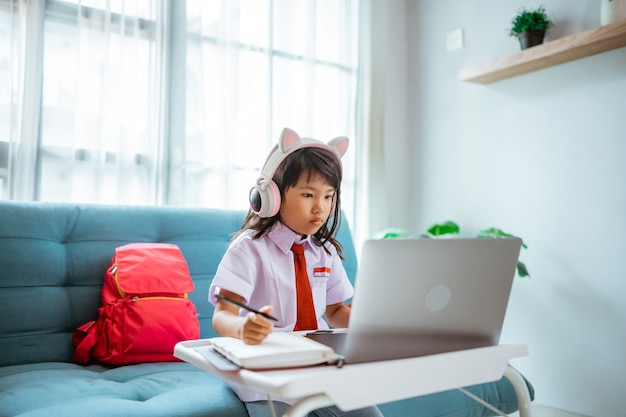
[{"xmin": 0, "ymin": 201, "xmax": 533, "ymax": 417}]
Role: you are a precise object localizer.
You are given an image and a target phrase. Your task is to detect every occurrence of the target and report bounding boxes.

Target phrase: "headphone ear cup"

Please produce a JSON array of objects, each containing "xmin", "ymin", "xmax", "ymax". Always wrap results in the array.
[{"xmin": 249, "ymin": 179, "xmax": 281, "ymax": 218}]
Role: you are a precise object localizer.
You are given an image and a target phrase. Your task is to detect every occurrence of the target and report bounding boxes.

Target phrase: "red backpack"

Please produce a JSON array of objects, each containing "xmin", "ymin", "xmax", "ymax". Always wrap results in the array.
[{"xmin": 73, "ymin": 243, "xmax": 200, "ymax": 365}]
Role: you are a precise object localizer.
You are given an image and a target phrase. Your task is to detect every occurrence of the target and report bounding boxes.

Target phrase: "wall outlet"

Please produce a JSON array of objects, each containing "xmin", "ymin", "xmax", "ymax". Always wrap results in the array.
[{"xmin": 446, "ymin": 28, "xmax": 464, "ymax": 52}]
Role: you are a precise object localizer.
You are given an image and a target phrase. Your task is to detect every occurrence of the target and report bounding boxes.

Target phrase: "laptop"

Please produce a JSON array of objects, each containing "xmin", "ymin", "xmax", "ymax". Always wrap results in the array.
[{"xmin": 306, "ymin": 237, "xmax": 522, "ymax": 364}]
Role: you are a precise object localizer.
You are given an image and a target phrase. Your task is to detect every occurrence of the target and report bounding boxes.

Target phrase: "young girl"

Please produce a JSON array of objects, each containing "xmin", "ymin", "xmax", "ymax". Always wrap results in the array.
[{"xmin": 209, "ymin": 128, "xmax": 383, "ymax": 417}]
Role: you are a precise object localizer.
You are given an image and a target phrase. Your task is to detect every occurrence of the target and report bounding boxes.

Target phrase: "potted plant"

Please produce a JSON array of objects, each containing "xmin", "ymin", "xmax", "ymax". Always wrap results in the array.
[{"xmin": 508, "ymin": 5, "xmax": 554, "ymax": 50}]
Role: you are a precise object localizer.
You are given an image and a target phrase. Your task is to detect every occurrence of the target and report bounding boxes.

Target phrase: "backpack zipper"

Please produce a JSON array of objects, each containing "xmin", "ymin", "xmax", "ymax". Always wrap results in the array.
[{"xmin": 131, "ymin": 295, "xmax": 189, "ymax": 301}]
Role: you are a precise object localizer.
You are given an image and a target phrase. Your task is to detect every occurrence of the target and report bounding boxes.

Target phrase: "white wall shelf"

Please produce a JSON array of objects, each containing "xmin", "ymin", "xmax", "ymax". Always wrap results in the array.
[{"xmin": 459, "ymin": 20, "xmax": 626, "ymax": 84}]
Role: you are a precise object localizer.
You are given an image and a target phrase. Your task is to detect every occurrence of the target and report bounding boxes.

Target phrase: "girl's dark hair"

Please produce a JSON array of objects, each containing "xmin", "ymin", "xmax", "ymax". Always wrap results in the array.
[{"xmin": 237, "ymin": 146, "xmax": 344, "ymax": 257}]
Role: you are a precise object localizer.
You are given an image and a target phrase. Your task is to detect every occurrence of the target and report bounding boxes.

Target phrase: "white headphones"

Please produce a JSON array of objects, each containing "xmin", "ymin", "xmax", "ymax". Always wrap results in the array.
[{"xmin": 249, "ymin": 127, "xmax": 349, "ymax": 218}]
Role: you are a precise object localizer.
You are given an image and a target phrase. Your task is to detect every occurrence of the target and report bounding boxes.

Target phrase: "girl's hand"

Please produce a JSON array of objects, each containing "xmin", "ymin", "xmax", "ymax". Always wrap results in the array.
[
  {"xmin": 212, "ymin": 290, "xmax": 274, "ymax": 343},
  {"xmin": 240, "ymin": 306, "xmax": 274, "ymax": 345}
]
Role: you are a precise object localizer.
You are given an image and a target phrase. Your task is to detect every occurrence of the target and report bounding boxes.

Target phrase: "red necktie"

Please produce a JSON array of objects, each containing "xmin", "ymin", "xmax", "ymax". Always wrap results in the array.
[{"xmin": 291, "ymin": 244, "xmax": 318, "ymax": 331}]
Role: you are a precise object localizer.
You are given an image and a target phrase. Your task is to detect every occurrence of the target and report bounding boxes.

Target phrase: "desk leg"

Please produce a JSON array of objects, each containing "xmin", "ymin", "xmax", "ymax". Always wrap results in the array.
[
  {"xmin": 283, "ymin": 394, "xmax": 334, "ymax": 417},
  {"xmin": 503, "ymin": 365, "xmax": 534, "ymax": 417},
  {"xmin": 457, "ymin": 364, "xmax": 533, "ymax": 417}
]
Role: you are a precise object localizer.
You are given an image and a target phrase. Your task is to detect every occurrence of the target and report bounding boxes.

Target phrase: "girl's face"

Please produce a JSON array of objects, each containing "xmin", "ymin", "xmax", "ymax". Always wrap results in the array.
[{"xmin": 280, "ymin": 171, "xmax": 335, "ymax": 236}]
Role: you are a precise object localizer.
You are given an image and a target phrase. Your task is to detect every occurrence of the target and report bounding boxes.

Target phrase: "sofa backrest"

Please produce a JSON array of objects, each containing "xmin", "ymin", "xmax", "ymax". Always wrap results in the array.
[{"xmin": 0, "ymin": 202, "xmax": 358, "ymax": 367}]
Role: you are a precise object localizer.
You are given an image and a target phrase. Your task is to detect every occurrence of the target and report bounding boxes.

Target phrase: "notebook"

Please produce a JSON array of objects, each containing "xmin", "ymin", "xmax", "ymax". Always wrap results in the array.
[
  {"xmin": 306, "ymin": 237, "xmax": 522, "ymax": 364},
  {"xmin": 203, "ymin": 332, "xmax": 339, "ymax": 370}
]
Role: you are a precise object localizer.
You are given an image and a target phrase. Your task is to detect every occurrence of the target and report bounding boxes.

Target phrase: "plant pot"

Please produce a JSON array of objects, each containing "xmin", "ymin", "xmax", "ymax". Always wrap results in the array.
[
  {"xmin": 517, "ymin": 30, "xmax": 546, "ymax": 50},
  {"xmin": 601, "ymin": 0, "xmax": 626, "ymax": 25}
]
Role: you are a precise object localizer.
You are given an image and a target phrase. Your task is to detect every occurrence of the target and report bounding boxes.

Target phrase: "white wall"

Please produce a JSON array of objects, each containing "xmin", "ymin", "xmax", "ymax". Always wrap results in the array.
[{"xmin": 376, "ymin": 1, "xmax": 626, "ymax": 416}]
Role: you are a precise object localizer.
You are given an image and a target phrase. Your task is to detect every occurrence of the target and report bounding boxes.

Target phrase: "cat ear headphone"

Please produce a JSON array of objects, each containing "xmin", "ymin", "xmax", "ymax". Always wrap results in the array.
[{"xmin": 249, "ymin": 127, "xmax": 349, "ymax": 218}]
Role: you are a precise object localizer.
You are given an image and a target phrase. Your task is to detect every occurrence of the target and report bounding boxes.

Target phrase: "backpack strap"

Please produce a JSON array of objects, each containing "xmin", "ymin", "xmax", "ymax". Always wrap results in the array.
[{"xmin": 73, "ymin": 321, "xmax": 98, "ymax": 364}]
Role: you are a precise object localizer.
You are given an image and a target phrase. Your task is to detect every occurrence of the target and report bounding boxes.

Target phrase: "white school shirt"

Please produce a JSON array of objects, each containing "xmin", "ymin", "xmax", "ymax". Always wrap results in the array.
[{"xmin": 208, "ymin": 221, "xmax": 354, "ymax": 403}]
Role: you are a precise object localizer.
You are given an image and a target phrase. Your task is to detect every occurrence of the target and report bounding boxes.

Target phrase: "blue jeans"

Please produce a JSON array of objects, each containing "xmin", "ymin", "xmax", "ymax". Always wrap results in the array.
[{"xmin": 245, "ymin": 401, "xmax": 384, "ymax": 417}]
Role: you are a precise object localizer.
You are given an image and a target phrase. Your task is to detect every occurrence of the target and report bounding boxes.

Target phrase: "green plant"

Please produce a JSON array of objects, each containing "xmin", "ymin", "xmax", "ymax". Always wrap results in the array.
[
  {"xmin": 508, "ymin": 5, "xmax": 553, "ymax": 37},
  {"xmin": 374, "ymin": 221, "xmax": 530, "ymax": 278},
  {"xmin": 426, "ymin": 221, "xmax": 530, "ymax": 278}
]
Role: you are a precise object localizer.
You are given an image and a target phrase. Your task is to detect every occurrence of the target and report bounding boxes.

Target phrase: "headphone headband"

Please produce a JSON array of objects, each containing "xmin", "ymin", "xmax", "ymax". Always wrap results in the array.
[
  {"xmin": 249, "ymin": 127, "xmax": 349, "ymax": 218},
  {"xmin": 260, "ymin": 137, "xmax": 346, "ymax": 181}
]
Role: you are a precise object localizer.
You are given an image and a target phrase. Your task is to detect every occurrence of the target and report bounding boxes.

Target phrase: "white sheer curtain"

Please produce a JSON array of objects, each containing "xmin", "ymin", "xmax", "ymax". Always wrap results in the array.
[
  {"xmin": 354, "ymin": 0, "xmax": 410, "ymax": 245},
  {"xmin": 179, "ymin": 0, "xmax": 360, "ymax": 221},
  {"xmin": 1, "ymin": 0, "xmax": 45, "ymax": 201},
  {"xmin": 1, "ymin": 0, "xmax": 362, "ymax": 230},
  {"xmin": 37, "ymin": 1, "xmax": 167, "ymax": 204},
  {"xmin": 2, "ymin": 0, "xmax": 166, "ymax": 204}
]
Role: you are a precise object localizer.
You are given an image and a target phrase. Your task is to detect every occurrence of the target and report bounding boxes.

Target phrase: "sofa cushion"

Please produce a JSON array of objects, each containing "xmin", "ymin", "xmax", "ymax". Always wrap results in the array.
[
  {"xmin": 0, "ymin": 362, "xmax": 532, "ymax": 417},
  {"xmin": 0, "ymin": 362, "xmax": 248, "ymax": 417}
]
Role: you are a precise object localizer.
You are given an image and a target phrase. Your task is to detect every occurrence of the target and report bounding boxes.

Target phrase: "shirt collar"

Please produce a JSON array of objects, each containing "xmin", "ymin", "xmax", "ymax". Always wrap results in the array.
[{"xmin": 269, "ymin": 221, "xmax": 315, "ymax": 254}]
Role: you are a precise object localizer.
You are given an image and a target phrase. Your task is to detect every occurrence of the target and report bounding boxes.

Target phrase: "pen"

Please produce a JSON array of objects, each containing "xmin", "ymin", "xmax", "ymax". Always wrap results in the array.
[{"xmin": 214, "ymin": 293, "xmax": 279, "ymax": 322}]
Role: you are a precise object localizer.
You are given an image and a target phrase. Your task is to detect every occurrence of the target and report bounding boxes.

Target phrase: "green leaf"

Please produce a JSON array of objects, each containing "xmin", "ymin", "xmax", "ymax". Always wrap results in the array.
[
  {"xmin": 517, "ymin": 261, "xmax": 530, "ymax": 278},
  {"xmin": 427, "ymin": 221, "xmax": 460, "ymax": 237},
  {"xmin": 476, "ymin": 227, "xmax": 513, "ymax": 239},
  {"xmin": 477, "ymin": 227, "xmax": 528, "ymax": 249}
]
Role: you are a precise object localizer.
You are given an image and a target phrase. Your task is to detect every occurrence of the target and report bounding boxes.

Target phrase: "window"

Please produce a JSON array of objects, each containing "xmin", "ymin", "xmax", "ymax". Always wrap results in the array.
[{"xmin": 2, "ymin": 0, "xmax": 360, "ymax": 224}]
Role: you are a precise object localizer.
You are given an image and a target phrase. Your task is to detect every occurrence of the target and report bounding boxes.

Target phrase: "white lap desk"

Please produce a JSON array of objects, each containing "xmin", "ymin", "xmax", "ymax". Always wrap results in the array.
[{"xmin": 174, "ymin": 340, "xmax": 532, "ymax": 417}]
